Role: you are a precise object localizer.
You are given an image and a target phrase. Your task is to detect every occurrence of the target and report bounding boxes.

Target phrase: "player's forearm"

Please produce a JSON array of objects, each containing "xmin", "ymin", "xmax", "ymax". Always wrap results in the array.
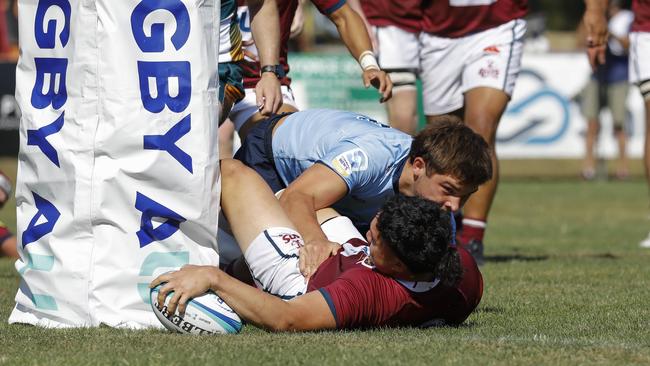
[
  {"xmin": 584, "ymin": 0, "xmax": 608, "ymax": 13},
  {"xmin": 328, "ymin": 4, "xmax": 373, "ymax": 61},
  {"xmin": 346, "ymin": 0, "xmax": 371, "ymax": 30},
  {"xmin": 279, "ymin": 190, "xmax": 328, "ymax": 244},
  {"xmin": 249, "ymin": 0, "xmax": 280, "ymax": 67},
  {"xmin": 210, "ymin": 269, "xmax": 302, "ymax": 331}
]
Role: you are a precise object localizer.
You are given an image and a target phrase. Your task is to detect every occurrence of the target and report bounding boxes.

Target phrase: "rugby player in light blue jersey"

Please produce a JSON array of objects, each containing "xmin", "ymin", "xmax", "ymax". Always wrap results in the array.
[{"xmin": 234, "ymin": 109, "xmax": 492, "ymax": 277}]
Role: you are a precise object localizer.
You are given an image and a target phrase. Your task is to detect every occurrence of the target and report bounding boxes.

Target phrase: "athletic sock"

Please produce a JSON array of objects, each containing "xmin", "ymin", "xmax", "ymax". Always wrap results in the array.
[{"xmin": 459, "ymin": 218, "xmax": 487, "ymax": 243}]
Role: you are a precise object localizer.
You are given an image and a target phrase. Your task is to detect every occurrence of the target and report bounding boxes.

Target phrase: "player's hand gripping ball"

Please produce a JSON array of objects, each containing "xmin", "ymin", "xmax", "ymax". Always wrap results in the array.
[{"xmin": 150, "ymin": 284, "xmax": 242, "ymax": 334}]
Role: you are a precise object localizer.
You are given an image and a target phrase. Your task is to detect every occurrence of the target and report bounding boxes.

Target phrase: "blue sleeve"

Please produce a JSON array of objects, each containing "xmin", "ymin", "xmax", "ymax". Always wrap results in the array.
[{"xmin": 316, "ymin": 141, "xmax": 380, "ymax": 196}]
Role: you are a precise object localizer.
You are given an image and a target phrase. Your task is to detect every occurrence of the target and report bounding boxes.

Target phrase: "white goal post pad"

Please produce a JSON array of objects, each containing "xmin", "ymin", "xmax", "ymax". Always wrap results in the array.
[{"xmin": 10, "ymin": 0, "xmax": 222, "ymax": 328}]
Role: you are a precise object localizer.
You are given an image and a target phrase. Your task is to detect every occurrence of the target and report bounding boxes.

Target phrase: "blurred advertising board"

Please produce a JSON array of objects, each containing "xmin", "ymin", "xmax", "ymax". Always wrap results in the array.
[{"xmin": 289, "ymin": 52, "xmax": 645, "ymax": 159}]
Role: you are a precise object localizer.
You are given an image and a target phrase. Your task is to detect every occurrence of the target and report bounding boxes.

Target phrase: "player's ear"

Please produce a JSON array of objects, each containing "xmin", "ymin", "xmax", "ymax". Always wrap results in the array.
[{"xmin": 412, "ymin": 157, "xmax": 427, "ymax": 178}]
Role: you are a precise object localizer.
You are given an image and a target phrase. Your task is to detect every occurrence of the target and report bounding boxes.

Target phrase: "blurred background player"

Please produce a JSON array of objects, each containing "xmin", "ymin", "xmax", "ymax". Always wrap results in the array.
[
  {"xmin": 579, "ymin": 0, "xmax": 633, "ymax": 180},
  {"xmin": 419, "ymin": 0, "xmax": 528, "ymax": 265},
  {"xmin": 218, "ymin": 0, "xmax": 282, "ymax": 126},
  {"xmin": 219, "ymin": 0, "xmax": 393, "ymax": 158},
  {"xmin": 351, "ymin": 0, "xmax": 421, "ymax": 135},
  {"xmin": 629, "ymin": 0, "xmax": 650, "ymax": 247},
  {"xmin": 0, "ymin": 170, "xmax": 17, "ymax": 259}
]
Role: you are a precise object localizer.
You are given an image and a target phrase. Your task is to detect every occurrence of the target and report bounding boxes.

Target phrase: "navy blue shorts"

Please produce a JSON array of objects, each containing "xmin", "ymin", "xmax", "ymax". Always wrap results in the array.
[{"xmin": 233, "ymin": 113, "xmax": 293, "ymax": 193}]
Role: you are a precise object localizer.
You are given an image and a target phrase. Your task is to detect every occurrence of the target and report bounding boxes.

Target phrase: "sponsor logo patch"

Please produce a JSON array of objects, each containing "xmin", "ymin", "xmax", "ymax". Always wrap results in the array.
[
  {"xmin": 331, "ymin": 148, "xmax": 368, "ymax": 177},
  {"xmin": 478, "ymin": 60, "xmax": 500, "ymax": 79},
  {"xmin": 483, "ymin": 45, "xmax": 500, "ymax": 54},
  {"xmin": 279, "ymin": 232, "xmax": 303, "ymax": 249}
]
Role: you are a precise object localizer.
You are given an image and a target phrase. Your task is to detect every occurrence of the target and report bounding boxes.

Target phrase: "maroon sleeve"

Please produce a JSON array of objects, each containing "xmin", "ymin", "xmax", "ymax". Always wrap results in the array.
[
  {"xmin": 311, "ymin": 0, "xmax": 346, "ymax": 15},
  {"xmin": 318, "ymin": 268, "xmax": 410, "ymax": 329}
]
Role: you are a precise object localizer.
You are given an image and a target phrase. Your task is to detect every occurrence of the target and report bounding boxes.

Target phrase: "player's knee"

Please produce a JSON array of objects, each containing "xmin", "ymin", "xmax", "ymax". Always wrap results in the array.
[{"xmin": 220, "ymin": 159, "xmax": 248, "ymax": 179}]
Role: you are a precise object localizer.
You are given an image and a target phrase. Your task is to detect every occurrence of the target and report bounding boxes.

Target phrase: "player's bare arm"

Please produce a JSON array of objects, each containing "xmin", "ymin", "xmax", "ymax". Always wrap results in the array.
[
  {"xmin": 248, "ymin": 0, "xmax": 283, "ymax": 115},
  {"xmin": 583, "ymin": 0, "xmax": 609, "ymax": 69},
  {"xmin": 151, "ymin": 265, "xmax": 336, "ymax": 332},
  {"xmin": 279, "ymin": 163, "xmax": 348, "ymax": 278},
  {"xmin": 326, "ymin": 3, "xmax": 392, "ymax": 102},
  {"xmin": 345, "ymin": 0, "xmax": 377, "ymax": 51},
  {"xmin": 290, "ymin": 0, "xmax": 307, "ymax": 38}
]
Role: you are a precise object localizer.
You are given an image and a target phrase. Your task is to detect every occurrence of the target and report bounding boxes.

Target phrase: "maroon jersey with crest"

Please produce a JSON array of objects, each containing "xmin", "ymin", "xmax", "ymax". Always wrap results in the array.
[
  {"xmin": 359, "ymin": 0, "xmax": 422, "ymax": 33},
  {"xmin": 237, "ymin": 0, "xmax": 347, "ymax": 89},
  {"xmin": 422, "ymin": 0, "xmax": 527, "ymax": 38},
  {"xmin": 307, "ymin": 238, "xmax": 483, "ymax": 329},
  {"xmin": 632, "ymin": 0, "xmax": 650, "ymax": 32}
]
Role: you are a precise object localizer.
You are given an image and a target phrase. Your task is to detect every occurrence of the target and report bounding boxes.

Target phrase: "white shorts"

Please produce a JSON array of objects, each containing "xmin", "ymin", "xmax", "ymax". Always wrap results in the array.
[
  {"xmin": 243, "ymin": 217, "xmax": 363, "ymax": 300},
  {"xmin": 419, "ymin": 19, "xmax": 527, "ymax": 115},
  {"xmin": 320, "ymin": 215, "xmax": 364, "ymax": 244},
  {"xmin": 244, "ymin": 227, "xmax": 307, "ymax": 299},
  {"xmin": 629, "ymin": 32, "xmax": 650, "ymax": 99},
  {"xmin": 374, "ymin": 26, "xmax": 420, "ymax": 90},
  {"xmin": 229, "ymin": 85, "xmax": 298, "ymax": 131}
]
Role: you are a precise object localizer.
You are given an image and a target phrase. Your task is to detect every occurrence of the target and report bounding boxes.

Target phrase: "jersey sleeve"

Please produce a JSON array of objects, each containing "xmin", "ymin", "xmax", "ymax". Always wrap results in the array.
[
  {"xmin": 316, "ymin": 140, "xmax": 384, "ymax": 196},
  {"xmin": 318, "ymin": 269, "xmax": 410, "ymax": 329},
  {"xmin": 311, "ymin": 0, "xmax": 346, "ymax": 16}
]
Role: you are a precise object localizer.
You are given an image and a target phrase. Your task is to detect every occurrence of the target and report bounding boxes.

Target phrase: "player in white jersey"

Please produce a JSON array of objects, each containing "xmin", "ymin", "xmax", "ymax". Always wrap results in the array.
[
  {"xmin": 235, "ymin": 109, "xmax": 492, "ymax": 277},
  {"xmin": 218, "ymin": 0, "xmax": 283, "ymax": 125}
]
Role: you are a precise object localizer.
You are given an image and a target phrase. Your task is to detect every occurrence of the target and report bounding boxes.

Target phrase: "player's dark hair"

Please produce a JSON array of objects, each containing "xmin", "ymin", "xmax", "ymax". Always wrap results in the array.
[
  {"xmin": 409, "ymin": 115, "xmax": 492, "ymax": 187},
  {"xmin": 377, "ymin": 195, "xmax": 463, "ymax": 286}
]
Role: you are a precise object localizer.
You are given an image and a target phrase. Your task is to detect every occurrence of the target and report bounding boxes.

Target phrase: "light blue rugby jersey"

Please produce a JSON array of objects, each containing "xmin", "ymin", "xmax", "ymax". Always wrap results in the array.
[{"xmin": 272, "ymin": 109, "xmax": 412, "ymax": 231}]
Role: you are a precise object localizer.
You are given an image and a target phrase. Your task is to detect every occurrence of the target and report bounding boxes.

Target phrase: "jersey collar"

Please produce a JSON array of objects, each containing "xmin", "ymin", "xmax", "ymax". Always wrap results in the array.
[
  {"xmin": 396, "ymin": 278, "xmax": 441, "ymax": 293},
  {"xmin": 392, "ymin": 156, "xmax": 408, "ymax": 194}
]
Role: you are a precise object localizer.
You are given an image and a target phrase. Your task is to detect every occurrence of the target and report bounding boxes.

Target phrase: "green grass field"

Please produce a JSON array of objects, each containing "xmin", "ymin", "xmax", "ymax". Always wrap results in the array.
[{"xmin": 0, "ymin": 158, "xmax": 649, "ymax": 365}]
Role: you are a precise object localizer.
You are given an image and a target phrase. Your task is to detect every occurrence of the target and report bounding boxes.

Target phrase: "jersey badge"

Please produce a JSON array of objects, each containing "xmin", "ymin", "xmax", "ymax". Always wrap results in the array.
[
  {"xmin": 478, "ymin": 60, "xmax": 499, "ymax": 79},
  {"xmin": 331, "ymin": 148, "xmax": 368, "ymax": 177}
]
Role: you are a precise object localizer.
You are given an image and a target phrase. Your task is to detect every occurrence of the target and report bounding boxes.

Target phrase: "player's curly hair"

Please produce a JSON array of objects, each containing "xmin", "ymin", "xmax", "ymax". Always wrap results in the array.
[
  {"xmin": 377, "ymin": 194, "xmax": 462, "ymax": 287},
  {"xmin": 409, "ymin": 115, "xmax": 492, "ymax": 187}
]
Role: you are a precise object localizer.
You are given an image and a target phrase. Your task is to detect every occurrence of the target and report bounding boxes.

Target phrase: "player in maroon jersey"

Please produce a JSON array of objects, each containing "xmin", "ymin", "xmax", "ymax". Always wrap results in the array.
[
  {"xmin": 151, "ymin": 159, "xmax": 482, "ymax": 331},
  {"xmin": 228, "ymin": 0, "xmax": 393, "ymax": 140},
  {"xmin": 627, "ymin": 0, "xmax": 650, "ymax": 247},
  {"xmin": 350, "ymin": 0, "xmax": 422, "ymax": 135},
  {"xmin": 419, "ymin": 0, "xmax": 529, "ymax": 265},
  {"xmin": 0, "ymin": 171, "xmax": 17, "ymax": 259}
]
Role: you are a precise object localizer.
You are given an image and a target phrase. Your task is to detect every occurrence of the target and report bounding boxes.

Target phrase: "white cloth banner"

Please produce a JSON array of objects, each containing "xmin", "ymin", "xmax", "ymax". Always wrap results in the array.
[
  {"xmin": 497, "ymin": 53, "xmax": 645, "ymax": 159},
  {"xmin": 10, "ymin": 0, "xmax": 221, "ymax": 328}
]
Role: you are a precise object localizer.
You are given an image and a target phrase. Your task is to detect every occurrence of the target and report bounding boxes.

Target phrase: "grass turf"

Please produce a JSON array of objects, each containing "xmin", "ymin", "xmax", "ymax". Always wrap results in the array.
[{"xmin": 0, "ymin": 162, "xmax": 649, "ymax": 365}]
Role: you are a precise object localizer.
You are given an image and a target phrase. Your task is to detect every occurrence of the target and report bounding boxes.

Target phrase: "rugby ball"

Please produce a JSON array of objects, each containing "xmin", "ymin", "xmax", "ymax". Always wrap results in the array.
[{"xmin": 150, "ymin": 285, "xmax": 242, "ymax": 334}]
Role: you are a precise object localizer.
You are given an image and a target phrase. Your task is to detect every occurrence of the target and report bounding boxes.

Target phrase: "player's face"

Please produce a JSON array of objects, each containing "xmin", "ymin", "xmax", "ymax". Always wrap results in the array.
[
  {"xmin": 365, "ymin": 216, "xmax": 404, "ymax": 278},
  {"xmin": 412, "ymin": 172, "xmax": 477, "ymax": 212}
]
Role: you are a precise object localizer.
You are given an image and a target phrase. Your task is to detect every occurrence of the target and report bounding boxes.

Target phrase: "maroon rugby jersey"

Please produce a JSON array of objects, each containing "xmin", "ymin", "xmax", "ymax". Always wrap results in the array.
[
  {"xmin": 632, "ymin": 0, "xmax": 650, "ymax": 32},
  {"xmin": 307, "ymin": 238, "xmax": 483, "ymax": 329},
  {"xmin": 359, "ymin": 0, "xmax": 422, "ymax": 33},
  {"xmin": 422, "ymin": 0, "xmax": 527, "ymax": 38},
  {"xmin": 237, "ymin": 0, "xmax": 346, "ymax": 89}
]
